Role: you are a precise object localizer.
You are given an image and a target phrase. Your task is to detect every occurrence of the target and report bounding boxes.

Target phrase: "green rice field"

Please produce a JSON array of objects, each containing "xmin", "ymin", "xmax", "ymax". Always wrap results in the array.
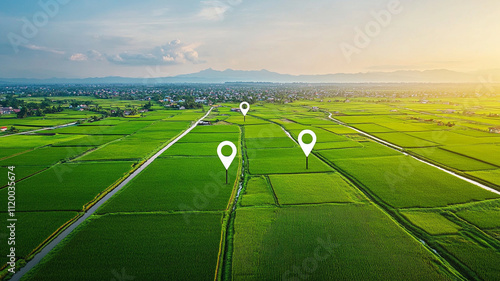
[{"xmin": 2, "ymin": 98, "xmax": 500, "ymax": 281}]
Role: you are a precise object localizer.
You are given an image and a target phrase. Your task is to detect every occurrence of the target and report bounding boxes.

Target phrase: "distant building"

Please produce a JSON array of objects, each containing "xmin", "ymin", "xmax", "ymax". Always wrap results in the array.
[
  {"xmin": 442, "ymin": 109, "xmax": 456, "ymax": 114},
  {"xmin": 489, "ymin": 127, "xmax": 500, "ymax": 134},
  {"xmin": 0, "ymin": 107, "xmax": 13, "ymax": 114},
  {"xmin": 198, "ymin": 121, "xmax": 212, "ymax": 126},
  {"xmin": 179, "ymin": 106, "xmax": 186, "ymax": 110},
  {"xmin": 1, "ymin": 126, "xmax": 8, "ymax": 132},
  {"xmin": 230, "ymin": 108, "xmax": 241, "ymax": 112},
  {"xmin": 311, "ymin": 107, "xmax": 319, "ymax": 112}
]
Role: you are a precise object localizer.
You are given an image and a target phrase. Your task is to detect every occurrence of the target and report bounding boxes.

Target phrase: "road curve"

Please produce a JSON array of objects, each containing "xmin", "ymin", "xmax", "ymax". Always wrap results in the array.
[{"xmin": 10, "ymin": 107, "xmax": 213, "ymax": 281}]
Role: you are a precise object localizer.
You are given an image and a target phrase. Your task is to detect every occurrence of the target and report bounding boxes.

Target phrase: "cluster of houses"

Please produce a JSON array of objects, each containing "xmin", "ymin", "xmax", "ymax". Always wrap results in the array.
[
  {"xmin": 0, "ymin": 107, "xmax": 20, "ymax": 115},
  {"xmin": 109, "ymin": 109, "xmax": 149, "ymax": 116},
  {"xmin": 489, "ymin": 127, "xmax": 500, "ymax": 134},
  {"xmin": 164, "ymin": 104, "xmax": 186, "ymax": 110},
  {"xmin": 160, "ymin": 97, "xmax": 186, "ymax": 109},
  {"xmin": 68, "ymin": 104, "xmax": 88, "ymax": 111},
  {"xmin": 159, "ymin": 97, "xmax": 208, "ymax": 109}
]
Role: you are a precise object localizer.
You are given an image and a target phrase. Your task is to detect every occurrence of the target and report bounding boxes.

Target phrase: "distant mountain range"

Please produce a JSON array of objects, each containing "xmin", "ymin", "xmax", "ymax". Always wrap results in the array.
[{"xmin": 1, "ymin": 68, "xmax": 499, "ymax": 84}]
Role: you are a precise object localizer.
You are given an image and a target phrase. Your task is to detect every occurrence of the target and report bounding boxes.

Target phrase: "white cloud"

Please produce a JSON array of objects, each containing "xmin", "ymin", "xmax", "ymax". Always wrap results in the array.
[
  {"xmin": 106, "ymin": 40, "xmax": 202, "ymax": 65},
  {"xmin": 198, "ymin": 1, "xmax": 230, "ymax": 21},
  {"xmin": 69, "ymin": 50, "xmax": 105, "ymax": 62},
  {"xmin": 162, "ymin": 55, "xmax": 175, "ymax": 62},
  {"xmin": 87, "ymin": 50, "xmax": 105, "ymax": 61},
  {"xmin": 24, "ymin": 44, "xmax": 65, "ymax": 55},
  {"xmin": 70, "ymin": 53, "xmax": 88, "ymax": 61}
]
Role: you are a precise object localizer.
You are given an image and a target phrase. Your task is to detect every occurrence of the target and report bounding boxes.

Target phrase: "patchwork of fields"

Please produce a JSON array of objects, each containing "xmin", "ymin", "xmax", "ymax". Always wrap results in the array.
[
  {"xmin": 319, "ymin": 100, "xmax": 500, "ymax": 190},
  {"xmin": 0, "ymin": 109, "xmax": 206, "ymax": 279},
  {"xmin": 2, "ymin": 100, "xmax": 500, "ymax": 280},
  {"xmin": 229, "ymin": 103, "xmax": 500, "ymax": 281},
  {"xmin": 19, "ymin": 111, "xmax": 242, "ymax": 280}
]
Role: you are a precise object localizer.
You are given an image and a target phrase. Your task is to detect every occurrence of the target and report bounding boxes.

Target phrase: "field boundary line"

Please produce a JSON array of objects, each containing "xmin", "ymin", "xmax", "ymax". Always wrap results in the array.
[
  {"xmin": 326, "ymin": 112, "xmax": 500, "ymax": 196},
  {"xmin": 247, "ymin": 113, "xmax": 299, "ymax": 145},
  {"xmin": 265, "ymin": 175, "xmax": 280, "ymax": 206},
  {"xmin": 9, "ymin": 107, "xmax": 214, "ymax": 281},
  {"xmin": 0, "ymin": 148, "xmax": 34, "ymax": 161},
  {"xmin": 216, "ymin": 124, "xmax": 245, "ymax": 281},
  {"xmin": 0, "ymin": 121, "xmax": 78, "ymax": 138},
  {"xmin": 278, "ymin": 119, "xmax": 469, "ymax": 280},
  {"xmin": 252, "ymin": 112, "xmax": 468, "ymax": 280}
]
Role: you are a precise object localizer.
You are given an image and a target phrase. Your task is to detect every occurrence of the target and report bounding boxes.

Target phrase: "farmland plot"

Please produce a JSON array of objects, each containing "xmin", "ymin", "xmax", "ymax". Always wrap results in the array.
[
  {"xmin": 240, "ymin": 176, "xmax": 276, "ymax": 206},
  {"xmin": 23, "ymin": 213, "xmax": 223, "ymax": 281},
  {"xmin": 409, "ymin": 147, "xmax": 496, "ymax": 171},
  {"xmin": 313, "ymin": 141, "xmax": 363, "ymax": 150},
  {"xmin": 178, "ymin": 132, "xmax": 240, "ymax": 143},
  {"xmin": 442, "ymin": 144, "xmax": 500, "ymax": 167},
  {"xmin": 400, "ymin": 211, "xmax": 461, "ymax": 235},
  {"xmin": 51, "ymin": 134, "xmax": 123, "ymax": 147},
  {"xmin": 99, "ymin": 157, "xmax": 238, "ymax": 213},
  {"xmin": 78, "ymin": 138, "xmax": 166, "ymax": 161},
  {"xmin": 1, "ymin": 162, "xmax": 133, "ymax": 211},
  {"xmin": 1, "ymin": 134, "xmax": 84, "ymax": 149},
  {"xmin": 0, "ymin": 212, "xmax": 78, "ymax": 266},
  {"xmin": 232, "ymin": 205, "xmax": 453, "ymax": 281},
  {"xmin": 0, "ymin": 166, "xmax": 48, "ymax": 183},
  {"xmin": 289, "ymin": 128, "xmax": 349, "ymax": 143},
  {"xmin": 436, "ymin": 235, "xmax": 500, "ymax": 281},
  {"xmin": 316, "ymin": 125, "xmax": 359, "ymax": 135},
  {"xmin": 330, "ymin": 156, "xmax": 499, "ymax": 208},
  {"xmin": 371, "ymin": 132, "xmax": 439, "ymax": 148},
  {"xmin": 268, "ymin": 173, "xmax": 361, "ymax": 205},
  {"xmin": 247, "ymin": 148, "xmax": 334, "ymax": 174},
  {"xmin": 244, "ymin": 124, "xmax": 287, "ymax": 139},
  {"xmin": 245, "ymin": 137, "xmax": 296, "ymax": 149},
  {"xmin": 0, "ymin": 146, "xmax": 93, "ymax": 167},
  {"xmin": 99, "ymin": 125, "xmax": 241, "ymax": 213},
  {"xmin": 317, "ymin": 141, "xmax": 400, "ymax": 160},
  {"xmin": 455, "ymin": 207, "xmax": 500, "ymax": 229},
  {"xmin": 466, "ymin": 169, "xmax": 500, "ymax": 188}
]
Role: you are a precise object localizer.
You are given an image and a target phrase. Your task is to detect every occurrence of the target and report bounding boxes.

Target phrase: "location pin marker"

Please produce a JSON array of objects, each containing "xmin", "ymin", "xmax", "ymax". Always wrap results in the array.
[
  {"xmin": 298, "ymin": 130, "xmax": 317, "ymax": 169},
  {"xmin": 240, "ymin": 102, "xmax": 250, "ymax": 122},
  {"xmin": 217, "ymin": 141, "xmax": 237, "ymax": 184}
]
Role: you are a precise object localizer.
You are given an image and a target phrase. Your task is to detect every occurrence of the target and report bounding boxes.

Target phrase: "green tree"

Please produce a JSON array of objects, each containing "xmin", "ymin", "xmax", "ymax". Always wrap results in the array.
[{"xmin": 16, "ymin": 107, "xmax": 27, "ymax": 118}]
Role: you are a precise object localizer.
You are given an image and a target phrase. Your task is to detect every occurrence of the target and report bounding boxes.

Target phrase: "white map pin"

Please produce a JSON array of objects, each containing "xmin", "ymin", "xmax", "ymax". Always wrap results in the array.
[
  {"xmin": 298, "ymin": 130, "xmax": 317, "ymax": 157},
  {"xmin": 240, "ymin": 102, "xmax": 250, "ymax": 116},
  {"xmin": 217, "ymin": 141, "xmax": 237, "ymax": 170}
]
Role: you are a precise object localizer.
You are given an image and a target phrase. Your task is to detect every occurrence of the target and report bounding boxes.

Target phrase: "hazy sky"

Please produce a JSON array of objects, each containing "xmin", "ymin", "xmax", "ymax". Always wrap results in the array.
[{"xmin": 1, "ymin": 0, "xmax": 499, "ymax": 78}]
